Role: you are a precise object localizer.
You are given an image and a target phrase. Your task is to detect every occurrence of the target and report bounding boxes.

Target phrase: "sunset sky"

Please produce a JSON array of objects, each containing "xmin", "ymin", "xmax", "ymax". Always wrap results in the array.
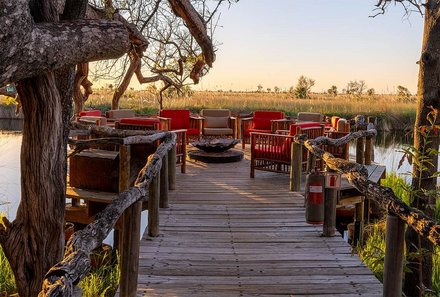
[{"xmin": 195, "ymin": 0, "xmax": 424, "ymax": 94}]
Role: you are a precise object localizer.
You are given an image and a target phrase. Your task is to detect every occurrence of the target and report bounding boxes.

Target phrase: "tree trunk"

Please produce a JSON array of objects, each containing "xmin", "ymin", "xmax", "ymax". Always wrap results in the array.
[
  {"xmin": 404, "ymin": 2, "xmax": 440, "ymax": 296},
  {"xmin": 3, "ymin": 73, "xmax": 66, "ymax": 297}
]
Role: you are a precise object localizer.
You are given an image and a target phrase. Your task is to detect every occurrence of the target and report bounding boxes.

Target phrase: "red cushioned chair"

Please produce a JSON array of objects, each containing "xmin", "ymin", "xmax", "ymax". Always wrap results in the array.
[
  {"xmin": 158, "ymin": 109, "xmax": 202, "ymax": 141},
  {"xmin": 77, "ymin": 110, "xmax": 107, "ymax": 126},
  {"xmin": 250, "ymin": 122, "xmax": 325, "ymax": 178},
  {"xmin": 79, "ymin": 110, "xmax": 102, "ymax": 117},
  {"xmin": 241, "ymin": 111, "xmax": 285, "ymax": 149}
]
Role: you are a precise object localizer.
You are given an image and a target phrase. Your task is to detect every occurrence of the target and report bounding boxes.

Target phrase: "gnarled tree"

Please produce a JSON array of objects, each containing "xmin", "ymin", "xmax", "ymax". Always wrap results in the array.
[
  {"xmin": 375, "ymin": 1, "xmax": 440, "ymax": 296},
  {"xmin": 0, "ymin": 0, "xmax": 214, "ymax": 296},
  {"xmin": 73, "ymin": 0, "xmax": 237, "ymax": 112}
]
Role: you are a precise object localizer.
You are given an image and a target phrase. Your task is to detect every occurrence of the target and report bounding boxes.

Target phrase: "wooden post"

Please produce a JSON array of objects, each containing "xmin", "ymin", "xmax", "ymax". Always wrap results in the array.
[
  {"xmin": 250, "ymin": 134, "xmax": 255, "ymax": 178},
  {"xmin": 323, "ymin": 187, "xmax": 337, "ymax": 237},
  {"xmin": 307, "ymin": 151, "xmax": 316, "ymax": 173},
  {"xmin": 365, "ymin": 136, "xmax": 373, "ymax": 165},
  {"xmin": 168, "ymin": 145, "xmax": 176, "ymax": 190},
  {"xmin": 356, "ymin": 129, "xmax": 365, "ymax": 165},
  {"xmin": 160, "ymin": 155, "xmax": 169, "ymax": 208},
  {"xmin": 118, "ymin": 145, "xmax": 142, "ymax": 297},
  {"xmin": 181, "ymin": 133, "xmax": 187, "ymax": 173},
  {"xmin": 290, "ymin": 142, "xmax": 302, "ymax": 191},
  {"xmin": 353, "ymin": 198, "xmax": 365, "ymax": 246},
  {"xmin": 148, "ymin": 174, "xmax": 160, "ymax": 237},
  {"xmin": 383, "ymin": 214, "xmax": 405, "ymax": 297}
]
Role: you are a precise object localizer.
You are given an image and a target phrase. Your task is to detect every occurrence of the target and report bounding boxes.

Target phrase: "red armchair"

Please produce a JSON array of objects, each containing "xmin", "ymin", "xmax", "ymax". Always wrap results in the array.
[
  {"xmin": 159, "ymin": 109, "xmax": 202, "ymax": 141},
  {"xmin": 77, "ymin": 110, "xmax": 107, "ymax": 126},
  {"xmin": 250, "ymin": 122, "xmax": 325, "ymax": 178},
  {"xmin": 241, "ymin": 111, "xmax": 285, "ymax": 149}
]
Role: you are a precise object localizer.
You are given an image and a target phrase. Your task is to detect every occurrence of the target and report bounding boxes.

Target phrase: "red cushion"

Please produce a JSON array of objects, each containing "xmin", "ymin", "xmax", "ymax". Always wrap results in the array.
[
  {"xmin": 245, "ymin": 128, "xmax": 271, "ymax": 137},
  {"xmin": 251, "ymin": 111, "xmax": 284, "ymax": 130},
  {"xmin": 170, "ymin": 117, "xmax": 190, "ymax": 130},
  {"xmin": 255, "ymin": 146, "xmax": 290, "ymax": 161},
  {"xmin": 160, "ymin": 109, "xmax": 190, "ymax": 118},
  {"xmin": 252, "ymin": 118, "xmax": 272, "ymax": 130},
  {"xmin": 289, "ymin": 122, "xmax": 321, "ymax": 136},
  {"xmin": 120, "ymin": 118, "xmax": 160, "ymax": 128},
  {"xmin": 331, "ymin": 116, "xmax": 340, "ymax": 129},
  {"xmin": 186, "ymin": 128, "xmax": 200, "ymax": 135},
  {"xmin": 79, "ymin": 110, "xmax": 102, "ymax": 117},
  {"xmin": 254, "ymin": 111, "xmax": 284, "ymax": 119}
]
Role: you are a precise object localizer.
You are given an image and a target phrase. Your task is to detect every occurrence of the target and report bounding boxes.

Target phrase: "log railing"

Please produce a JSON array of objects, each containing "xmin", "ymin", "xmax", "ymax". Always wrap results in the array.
[
  {"xmin": 294, "ymin": 116, "xmax": 440, "ymax": 297},
  {"xmin": 39, "ymin": 124, "xmax": 177, "ymax": 296}
]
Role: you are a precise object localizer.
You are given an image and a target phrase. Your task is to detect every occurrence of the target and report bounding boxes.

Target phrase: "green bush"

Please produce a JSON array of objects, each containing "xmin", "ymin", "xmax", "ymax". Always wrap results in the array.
[{"xmin": 79, "ymin": 251, "xmax": 120, "ymax": 297}]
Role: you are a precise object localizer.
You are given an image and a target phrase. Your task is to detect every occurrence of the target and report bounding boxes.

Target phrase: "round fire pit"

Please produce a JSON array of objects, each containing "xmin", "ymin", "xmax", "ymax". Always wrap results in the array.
[
  {"xmin": 191, "ymin": 138, "xmax": 239, "ymax": 153},
  {"xmin": 189, "ymin": 138, "xmax": 243, "ymax": 163}
]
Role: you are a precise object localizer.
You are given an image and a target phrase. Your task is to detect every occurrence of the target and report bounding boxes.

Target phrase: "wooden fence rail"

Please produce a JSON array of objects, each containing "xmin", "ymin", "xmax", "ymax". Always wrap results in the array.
[
  {"xmin": 39, "ymin": 125, "xmax": 177, "ymax": 297},
  {"xmin": 295, "ymin": 116, "xmax": 440, "ymax": 296}
]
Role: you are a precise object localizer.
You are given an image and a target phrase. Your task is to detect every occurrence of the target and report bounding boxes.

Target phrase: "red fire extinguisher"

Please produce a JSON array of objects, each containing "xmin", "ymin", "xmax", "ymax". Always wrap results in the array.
[{"xmin": 305, "ymin": 171, "xmax": 325, "ymax": 224}]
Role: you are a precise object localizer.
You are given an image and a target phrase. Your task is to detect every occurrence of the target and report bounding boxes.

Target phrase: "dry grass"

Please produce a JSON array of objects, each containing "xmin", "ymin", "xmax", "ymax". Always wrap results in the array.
[{"xmin": 87, "ymin": 89, "xmax": 417, "ymax": 129}]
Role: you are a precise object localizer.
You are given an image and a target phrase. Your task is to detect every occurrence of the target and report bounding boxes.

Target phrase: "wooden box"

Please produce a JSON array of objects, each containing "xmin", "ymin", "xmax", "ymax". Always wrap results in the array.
[{"xmin": 69, "ymin": 149, "xmax": 119, "ymax": 193}]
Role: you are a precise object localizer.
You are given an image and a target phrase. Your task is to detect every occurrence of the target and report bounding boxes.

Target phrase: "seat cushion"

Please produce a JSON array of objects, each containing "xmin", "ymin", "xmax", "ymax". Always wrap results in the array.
[
  {"xmin": 252, "ymin": 117, "xmax": 272, "ymax": 130},
  {"xmin": 185, "ymin": 128, "xmax": 200, "ymax": 135},
  {"xmin": 78, "ymin": 116, "xmax": 107, "ymax": 126},
  {"xmin": 254, "ymin": 111, "xmax": 284, "ymax": 119},
  {"xmin": 331, "ymin": 116, "xmax": 340, "ymax": 129},
  {"xmin": 255, "ymin": 145, "xmax": 290, "ymax": 161},
  {"xmin": 171, "ymin": 117, "xmax": 190, "ymax": 130},
  {"xmin": 205, "ymin": 116, "xmax": 229, "ymax": 128},
  {"xmin": 107, "ymin": 109, "xmax": 135, "ymax": 119},
  {"xmin": 297, "ymin": 112, "xmax": 324, "ymax": 122},
  {"xmin": 201, "ymin": 109, "xmax": 231, "ymax": 117},
  {"xmin": 120, "ymin": 118, "xmax": 160, "ymax": 128},
  {"xmin": 203, "ymin": 128, "xmax": 233, "ymax": 136},
  {"xmin": 289, "ymin": 122, "xmax": 321, "ymax": 136},
  {"xmin": 160, "ymin": 109, "xmax": 190, "ymax": 118},
  {"xmin": 79, "ymin": 110, "xmax": 102, "ymax": 117}
]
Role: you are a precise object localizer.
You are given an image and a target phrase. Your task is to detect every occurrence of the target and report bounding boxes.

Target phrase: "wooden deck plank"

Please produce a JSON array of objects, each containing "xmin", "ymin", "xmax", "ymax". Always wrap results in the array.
[{"xmin": 135, "ymin": 153, "xmax": 383, "ymax": 296}]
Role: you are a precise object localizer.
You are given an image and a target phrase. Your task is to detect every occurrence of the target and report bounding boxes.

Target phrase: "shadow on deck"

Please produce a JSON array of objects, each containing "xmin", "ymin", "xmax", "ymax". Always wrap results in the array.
[{"xmin": 136, "ymin": 151, "xmax": 383, "ymax": 296}]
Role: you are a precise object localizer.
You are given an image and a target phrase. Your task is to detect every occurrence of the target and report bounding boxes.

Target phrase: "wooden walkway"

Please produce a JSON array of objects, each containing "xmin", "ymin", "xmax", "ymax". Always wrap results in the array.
[{"xmin": 136, "ymin": 153, "xmax": 383, "ymax": 296}]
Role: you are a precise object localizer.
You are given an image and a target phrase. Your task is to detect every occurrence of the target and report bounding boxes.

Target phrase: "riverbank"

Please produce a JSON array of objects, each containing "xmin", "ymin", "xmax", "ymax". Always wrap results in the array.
[
  {"xmin": 86, "ymin": 90, "xmax": 417, "ymax": 131},
  {"xmin": 1, "ymin": 91, "xmax": 417, "ymax": 131}
]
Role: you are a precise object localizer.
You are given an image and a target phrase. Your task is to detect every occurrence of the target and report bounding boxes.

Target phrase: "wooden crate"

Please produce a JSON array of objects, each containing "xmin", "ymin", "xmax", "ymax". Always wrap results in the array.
[{"xmin": 69, "ymin": 149, "xmax": 119, "ymax": 193}]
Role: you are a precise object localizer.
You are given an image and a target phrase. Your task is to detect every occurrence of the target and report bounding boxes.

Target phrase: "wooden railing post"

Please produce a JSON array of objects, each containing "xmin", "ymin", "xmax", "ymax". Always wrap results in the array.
[
  {"xmin": 119, "ymin": 145, "xmax": 142, "ymax": 297},
  {"xmin": 365, "ymin": 136, "xmax": 373, "ymax": 165},
  {"xmin": 323, "ymin": 180, "xmax": 337, "ymax": 237},
  {"xmin": 160, "ymin": 154, "xmax": 169, "ymax": 208},
  {"xmin": 168, "ymin": 145, "xmax": 176, "ymax": 190},
  {"xmin": 365, "ymin": 117, "xmax": 374, "ymax": 165},
  {"xmin": 356, "ymin": 127, "xmax": 365, "ymax": 165},
  {"xmin": 353, "ymin": 198, "xmax": 365, "ymax": 246},
  {"xmin": 148, "ymin": 173, "xmax": 160, "ymax": 237},
  {"xmin": 383, "ymin": 214, "xmax": 405, "ymax": 297},
  {"xmin": 290, "ymin": 142, "xmax": 302, "ymax": 191}
]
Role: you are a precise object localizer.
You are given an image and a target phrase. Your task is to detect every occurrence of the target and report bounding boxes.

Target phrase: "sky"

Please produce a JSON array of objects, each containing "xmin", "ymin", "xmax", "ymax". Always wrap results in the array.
[{"xmin": 194, "ymin": 0, "xmax": 424, "ymax": 94}]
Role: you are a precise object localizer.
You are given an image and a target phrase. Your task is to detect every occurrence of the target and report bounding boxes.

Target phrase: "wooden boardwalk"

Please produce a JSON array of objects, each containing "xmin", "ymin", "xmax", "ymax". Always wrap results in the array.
[{"xmin": 137, "ymin": 153, "xmax": 383, "ymax": 296}]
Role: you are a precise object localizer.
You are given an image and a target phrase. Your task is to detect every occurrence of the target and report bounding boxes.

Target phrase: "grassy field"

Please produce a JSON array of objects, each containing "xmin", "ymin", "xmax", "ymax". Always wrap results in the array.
[{"xmin": 87, "ymin": 89, "xmax": 417, "ymax": 130}]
